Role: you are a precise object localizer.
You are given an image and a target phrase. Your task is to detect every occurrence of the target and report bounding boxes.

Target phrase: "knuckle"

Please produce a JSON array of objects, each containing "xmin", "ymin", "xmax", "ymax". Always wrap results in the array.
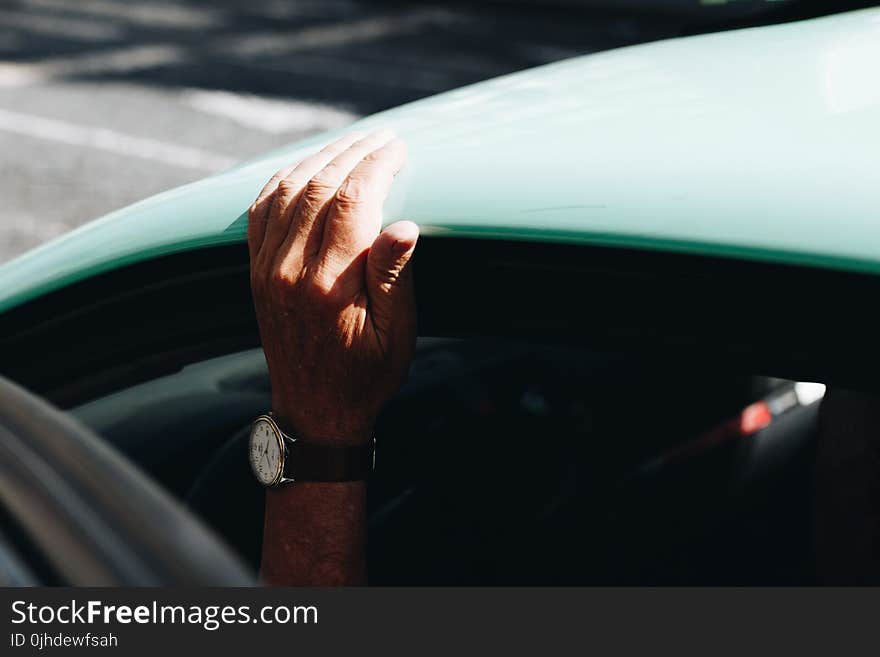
[
  {"xmin": 275, "ymin": 178, "xmax": 300, "ymax": 200},
  {"xmin": 305, "ymin": 273, "xmax": 333, "ymax": 299},
  {"xmin": 334, "ymin": 176, "xmax": 371, "ymax": 208},
  {"xmin": 269, "ymin": 267, "xmax": 297, "ymax": 295},
  {"xmin": 304, "ymin": 270, "xmax": 345, "ymax": 306},
  {"xmin": 306, "ymin": 171, "xmax": 339, "ymax": 196},
  {"xmin": 300, "ymin": 178, "xmax": 337, "ymax": 210},
  {"xmin": 362, "ymin": 148, "xmax": 385, "ymax": 163}
]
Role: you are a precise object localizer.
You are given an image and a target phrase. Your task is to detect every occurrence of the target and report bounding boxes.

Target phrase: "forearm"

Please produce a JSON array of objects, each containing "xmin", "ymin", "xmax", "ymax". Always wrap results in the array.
[{"xmin": 260, "ymin": 481, "xmax": 367, "ymax": 586}]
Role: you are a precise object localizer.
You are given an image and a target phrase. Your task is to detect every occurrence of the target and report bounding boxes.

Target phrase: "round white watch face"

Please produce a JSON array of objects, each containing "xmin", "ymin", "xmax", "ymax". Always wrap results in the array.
[{"xmin": 249, "ymin": 417, "xmax": 283, "ymax": 486}]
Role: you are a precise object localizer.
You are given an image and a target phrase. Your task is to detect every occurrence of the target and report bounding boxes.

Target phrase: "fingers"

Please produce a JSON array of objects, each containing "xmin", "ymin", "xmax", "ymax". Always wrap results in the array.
[
  {"xmin": 251, "ymin": 132, "xmax": 363, "ymax": 268},
  {"xmin": 279, "ymin": 129, "xmax": 397, "ymax": 270},
  {"xmin": 250, "ymin": 128, "xmax": 410, "ymax": 309},
  {"xmin": 247, "ymin": 163, "xmax": 296, "ymax": 260},
  {"xmin": 366, "ymin": 220, "xmax": 419, "ymax": 335},
  {"xmin": 317, "ymin": 137, "xmax": 407, "ymax": 274}
]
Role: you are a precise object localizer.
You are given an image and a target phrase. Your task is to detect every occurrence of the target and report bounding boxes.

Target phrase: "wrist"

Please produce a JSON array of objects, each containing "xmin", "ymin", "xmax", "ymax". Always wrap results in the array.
[{"xmin": 271, "ymin": 404, "xmax": 374, "ymax": 447}]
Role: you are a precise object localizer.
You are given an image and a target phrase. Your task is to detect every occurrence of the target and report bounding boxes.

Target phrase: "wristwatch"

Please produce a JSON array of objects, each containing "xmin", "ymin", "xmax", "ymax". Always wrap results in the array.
[{"xmin": 248, "ymin": 414, "xmax": 375, "ymax": 487}]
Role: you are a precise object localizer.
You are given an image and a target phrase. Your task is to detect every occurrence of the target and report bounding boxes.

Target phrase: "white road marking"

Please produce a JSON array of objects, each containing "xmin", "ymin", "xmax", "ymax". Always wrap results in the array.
[
  {"xmin": 242, "ymin": 53, "xmax": 457, "ymax": 91},
  {"xmin": 0, "ymin": 9, "xmax": 463, "ymax": 88},
  {"xmin": 182, "ymin": 89, "xmax": 358, "ymax": 134},
  {"xmin": 251, "ymin": 0, "xmax": 359, "ymax": 21},
  {"xmin": 21, "ymin": 0, "xmax": 226, "ymax": 30},
  {"xmin": 0, "ymin": 44, "xmax": 186, "ymax": 87},
  {"xmin": 0, "ymin": 108, "xmax": 237, "ymax": 171},
  {"xmin": 226, "ymin": 9, "xmax": 461, "ymax": 57},
  {"xmin": 0, "ymin": 8, "xmax": 123, "ymax": 41}
]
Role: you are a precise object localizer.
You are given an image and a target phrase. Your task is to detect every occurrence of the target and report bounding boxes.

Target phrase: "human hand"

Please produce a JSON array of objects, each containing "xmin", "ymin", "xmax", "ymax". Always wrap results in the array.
[{"xmin": 247, "ymin": 130, "xmax": 418, "ymax": 446}]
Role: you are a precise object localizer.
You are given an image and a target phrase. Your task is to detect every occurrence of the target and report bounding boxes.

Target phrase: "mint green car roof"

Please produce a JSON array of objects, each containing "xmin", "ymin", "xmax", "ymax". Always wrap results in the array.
[{"xmin": 1, "ymin": 8, "xmax": 879, "ymax": 314}]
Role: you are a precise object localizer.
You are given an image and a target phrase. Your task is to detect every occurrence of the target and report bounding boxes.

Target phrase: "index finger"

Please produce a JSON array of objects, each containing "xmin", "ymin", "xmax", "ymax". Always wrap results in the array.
[{"xmin": 247, "ymin": 163, "xmax": 296, "ymax": 261}]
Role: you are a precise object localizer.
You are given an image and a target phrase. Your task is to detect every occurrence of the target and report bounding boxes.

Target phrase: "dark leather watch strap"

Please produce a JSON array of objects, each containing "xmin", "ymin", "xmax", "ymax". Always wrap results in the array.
[{"xmin": 287, "ymin": 438, "xmax": 375, "ymax": 482}]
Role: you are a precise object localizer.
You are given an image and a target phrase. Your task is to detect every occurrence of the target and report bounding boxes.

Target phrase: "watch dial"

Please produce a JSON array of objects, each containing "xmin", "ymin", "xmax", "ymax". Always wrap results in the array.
[{"xmin": 249, "ymin": 418, "xmax": 282, "ymax": 485}]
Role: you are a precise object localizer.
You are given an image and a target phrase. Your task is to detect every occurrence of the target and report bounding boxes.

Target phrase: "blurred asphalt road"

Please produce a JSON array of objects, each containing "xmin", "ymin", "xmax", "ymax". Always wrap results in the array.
[{"xmin": 0, "ymin": 0, "xmax": 689, "ymax": 262}]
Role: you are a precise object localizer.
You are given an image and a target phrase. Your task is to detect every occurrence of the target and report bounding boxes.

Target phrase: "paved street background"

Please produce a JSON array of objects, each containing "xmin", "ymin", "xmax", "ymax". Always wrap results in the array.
[{"xmin": 0, "ymin": 0, "xmax": 818, "ymax": 262}]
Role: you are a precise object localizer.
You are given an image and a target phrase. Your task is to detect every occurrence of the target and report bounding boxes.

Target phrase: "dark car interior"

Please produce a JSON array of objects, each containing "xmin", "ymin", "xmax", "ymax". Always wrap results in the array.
[
  {"xmin": 70, "ymin": 340, "xmax": 819, "ymax": 585},
  {"xmin": 3, "ymin": 237, "xmax": 880, "ymax": 585}
]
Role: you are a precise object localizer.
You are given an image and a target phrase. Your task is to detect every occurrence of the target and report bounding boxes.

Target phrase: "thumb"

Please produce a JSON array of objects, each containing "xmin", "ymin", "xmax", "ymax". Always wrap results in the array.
[{"xmin": 366, "ymin": 220, "xmax": 419, "ymax": 331}]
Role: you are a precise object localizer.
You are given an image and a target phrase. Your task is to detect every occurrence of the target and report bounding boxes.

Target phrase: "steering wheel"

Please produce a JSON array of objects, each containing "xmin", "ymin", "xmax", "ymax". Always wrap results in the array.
[{"xmin": 0, "ymin": 375, "xmax": 253, "ymax": 585}]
